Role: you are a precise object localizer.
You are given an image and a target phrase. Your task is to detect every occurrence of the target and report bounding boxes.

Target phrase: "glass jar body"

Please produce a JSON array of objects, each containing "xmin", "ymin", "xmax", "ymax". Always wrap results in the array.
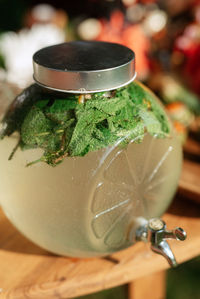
[{"xmin": 0, "ymin": 83, "xmax": 182, "ymax": 257}]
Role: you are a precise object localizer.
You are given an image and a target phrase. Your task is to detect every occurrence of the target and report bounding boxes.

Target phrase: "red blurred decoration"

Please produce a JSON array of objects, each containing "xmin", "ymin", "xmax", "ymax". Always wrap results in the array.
[
  {"xmin": 184, "ymin": 43, "xmax": 200, "ymax": 94},
  {"xmin": 175, "ymin": 22, "xmax": 200, "ymax": 94},
  {"xmin": 140, "ymin": 0, "xmax": 157, "ymax": 3},
  {"xmin": 97, "ymin": 10, "xmax": 150, "ymax": 78}
]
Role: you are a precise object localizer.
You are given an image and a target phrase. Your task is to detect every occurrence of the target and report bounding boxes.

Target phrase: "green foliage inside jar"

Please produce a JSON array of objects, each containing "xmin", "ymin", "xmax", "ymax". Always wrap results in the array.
[{"xmin": 0, "ymin": 81, "xmax": 170, "ymax": 167}]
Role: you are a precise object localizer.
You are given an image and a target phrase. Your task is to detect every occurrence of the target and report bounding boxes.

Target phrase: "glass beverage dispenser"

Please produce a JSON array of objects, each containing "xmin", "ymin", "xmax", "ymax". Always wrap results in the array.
[{"xmin": 0, "ymin": 41, "xmax": 186, "ymax": 267}]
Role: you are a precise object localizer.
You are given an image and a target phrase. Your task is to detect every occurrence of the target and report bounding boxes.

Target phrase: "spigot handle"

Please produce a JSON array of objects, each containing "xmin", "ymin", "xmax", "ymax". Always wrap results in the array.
[{"xmin": 164, "ymin": 227, "xmax": 187, "ymax": 241}]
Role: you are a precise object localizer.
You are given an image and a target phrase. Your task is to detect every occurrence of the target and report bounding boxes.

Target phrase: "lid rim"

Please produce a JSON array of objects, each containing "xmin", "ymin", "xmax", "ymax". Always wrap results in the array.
[
  {"xmin": 33, "ymin": 73, "xmax": 137, "ymax": 94},
  {"xmin": 33, "ymin": 58, "xmax": 135, "ymax": 74}
]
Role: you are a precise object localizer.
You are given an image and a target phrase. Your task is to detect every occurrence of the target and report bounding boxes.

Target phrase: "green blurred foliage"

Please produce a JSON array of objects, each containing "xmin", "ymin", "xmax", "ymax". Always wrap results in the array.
[
  {"xmin": 167, "ymin": 256, "xmax": 200, "ymax": 299},
  {"xmin": 76, "ymin": 285, "xmax": 127, "ymax": 299},
  {"xmin": 0, "ymin": 53, "xmax": 5, "ymax": 69},
  {"xmin": 0, "ymin": 0, "xmax": 28, "ymax": 31}
]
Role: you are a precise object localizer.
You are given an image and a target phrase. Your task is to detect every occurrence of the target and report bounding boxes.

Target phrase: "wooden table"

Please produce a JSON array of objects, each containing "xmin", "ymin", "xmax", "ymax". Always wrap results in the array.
[{"xmin": 0, "ymin": 159, "xmax": 199, "ymax": 299}]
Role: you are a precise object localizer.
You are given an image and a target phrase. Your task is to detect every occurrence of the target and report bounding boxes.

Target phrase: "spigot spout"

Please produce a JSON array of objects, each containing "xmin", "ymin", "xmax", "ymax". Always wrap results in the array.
[{"xmin": 151, "ymin": 240, "xmax": 177, "ymax": 268}]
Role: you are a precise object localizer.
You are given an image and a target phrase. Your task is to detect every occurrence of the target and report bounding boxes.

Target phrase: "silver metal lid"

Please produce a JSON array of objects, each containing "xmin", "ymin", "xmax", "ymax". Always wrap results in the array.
[{"xmin": 33, "ymin": 41, "xmax": 136, "ymax": 94}]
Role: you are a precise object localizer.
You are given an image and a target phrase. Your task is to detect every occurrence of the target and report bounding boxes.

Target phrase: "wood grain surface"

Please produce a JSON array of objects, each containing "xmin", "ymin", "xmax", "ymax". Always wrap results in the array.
[
  {"xmin": 128, "ymin": 271, "xmax": 166, "ymax": 299},
  {"xmin": 184, "ymin": 137, "xmax": 200, "ymax": 158},
  {"xmin": 179, "ymin": 159, "xmax": 200, "ymax": 202}
]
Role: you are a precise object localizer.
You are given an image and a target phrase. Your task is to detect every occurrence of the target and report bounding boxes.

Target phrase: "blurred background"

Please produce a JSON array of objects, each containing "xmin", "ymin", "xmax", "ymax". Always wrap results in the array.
[{"xmin": 0, "ymin": 0, "xmax": 199, "ymax": 298}]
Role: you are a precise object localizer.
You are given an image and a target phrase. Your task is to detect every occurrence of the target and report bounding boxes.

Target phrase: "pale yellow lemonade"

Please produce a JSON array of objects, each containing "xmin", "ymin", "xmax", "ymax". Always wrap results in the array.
[{"xmin": 0, "ymin": 131, "xmax": 182, "ymax": 257}]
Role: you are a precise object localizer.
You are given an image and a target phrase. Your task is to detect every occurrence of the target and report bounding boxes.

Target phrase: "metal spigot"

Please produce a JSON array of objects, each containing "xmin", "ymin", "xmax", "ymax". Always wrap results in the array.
[{"xmin": 136, "ymin": 218, "xmax": 187, "ymax": 267}]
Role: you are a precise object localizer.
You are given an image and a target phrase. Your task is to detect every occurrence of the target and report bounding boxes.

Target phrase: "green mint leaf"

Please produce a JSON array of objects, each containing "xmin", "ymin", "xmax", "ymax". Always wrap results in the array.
[
  {"xmin": 68, "ymin": 109, "xmax": 107, "ymax": 156},
  {"xmin": 21, "ymin": 107, "xmax": 53, "ymax": 147},
  {"xmin": 117, "ymin": 120, "xmax": 145, "ymax": 147},
  {"xmin": 45, "ymin": 98, "xmax": 78, "ymax": 113},
  {"xmin": 85, "ymin": 96, "xmax": 127, "ymax": 115},
  {"xmin": 139, "ymin": 108, "xmax": 164, "ymax": 137},
  {"xmin": 35, "ymin": 99, "xmax": 50, "ymax": 109}
]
